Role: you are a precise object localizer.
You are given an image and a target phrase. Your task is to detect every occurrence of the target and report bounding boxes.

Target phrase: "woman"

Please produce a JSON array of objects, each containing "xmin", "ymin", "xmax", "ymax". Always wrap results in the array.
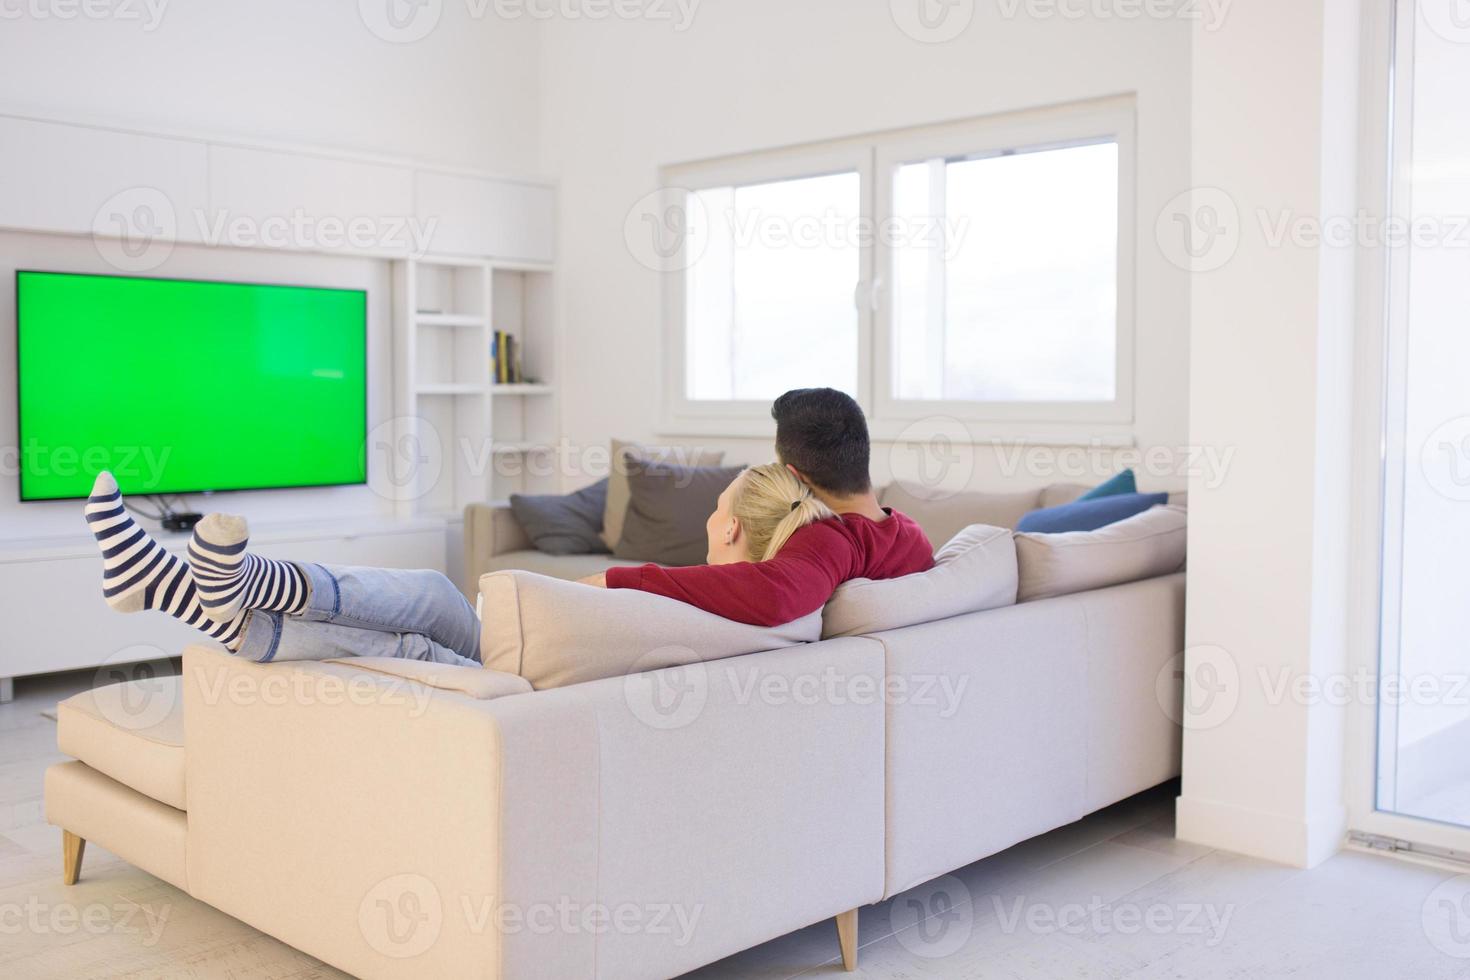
[{"xmin": 83, "ymin": 464, "xmax": 834, "ymax": 668}]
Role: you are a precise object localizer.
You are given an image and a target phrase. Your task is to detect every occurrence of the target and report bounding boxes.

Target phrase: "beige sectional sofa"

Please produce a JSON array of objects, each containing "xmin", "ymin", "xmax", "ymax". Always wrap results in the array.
[{"xmin": 46, "ymin": 486, "xmax": 1187, "ymax": 980}]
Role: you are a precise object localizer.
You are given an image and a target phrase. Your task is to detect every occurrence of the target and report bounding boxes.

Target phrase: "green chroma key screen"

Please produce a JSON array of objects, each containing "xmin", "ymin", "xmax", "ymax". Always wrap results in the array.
[{"xmin": 16, "ymin": 271, "xmax": 367, "ymax": 501}]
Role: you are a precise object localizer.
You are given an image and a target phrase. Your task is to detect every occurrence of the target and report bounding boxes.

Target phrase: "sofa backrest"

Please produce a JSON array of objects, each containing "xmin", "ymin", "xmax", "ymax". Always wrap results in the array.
[
  {"xmin": 1015, "ymin": 504, "xmax": 1187, "ymax": 602},
  {"xmin": 478, "ymin": 569, "xmax": 822, "ymax": 689},
  {"xmin": 821, "ymin": 523, "xmax": 1017, "ymax": 637}
]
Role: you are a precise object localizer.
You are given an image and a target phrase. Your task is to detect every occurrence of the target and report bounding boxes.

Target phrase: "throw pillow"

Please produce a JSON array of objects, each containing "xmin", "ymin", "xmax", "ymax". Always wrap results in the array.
[
  {"xmin": 614, "ymin": 461, "xmax": 747, "ymax": 566},
  {"xmin": 1015, "ymin": 504, "xmax": 1186, "ymax": 601},
  {"xmin": 1078, "ymin": 469, "xmax": 1137, "ymax": 501},
  {"xmin": 479, "ymin": 570, "xmax": 821, "ymax": 689},
  {"xmin": 880, "ymin": 482, "xmax": 1042, "ymax": 544},
  {"xmin": 601, "ymin": 439, "xmax": 725, "ymax": 550},
  {"xmin": 1015, "ymin": 491, "xmax": 1169, "ymax": 534},
  {"xmin": 509, "ymin": 478, "xmax": 611, "ymax": 556},
  {"xmin": 821, "ymin": 523, "xmax": 1018, "ymax": 638}
]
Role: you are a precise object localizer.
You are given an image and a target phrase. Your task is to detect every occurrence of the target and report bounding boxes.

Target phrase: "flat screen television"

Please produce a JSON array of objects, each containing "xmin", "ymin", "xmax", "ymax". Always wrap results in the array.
[{"xmin": 16, "ymin": 270, "xmax": 368, "ymax": 501}]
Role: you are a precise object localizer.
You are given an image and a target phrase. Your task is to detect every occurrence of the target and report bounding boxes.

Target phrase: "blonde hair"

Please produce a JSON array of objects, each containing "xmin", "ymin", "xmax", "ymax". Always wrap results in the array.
[{"xmin": 730, "ymin": 463, "xmax": 836, "ymax": 562}]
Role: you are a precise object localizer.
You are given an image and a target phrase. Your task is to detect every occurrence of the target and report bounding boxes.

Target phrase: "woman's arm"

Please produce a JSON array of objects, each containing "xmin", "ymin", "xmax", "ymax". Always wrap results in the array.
[{"xmin": 602, "ymin": 523, "xmax": 855, "ymax": 627}]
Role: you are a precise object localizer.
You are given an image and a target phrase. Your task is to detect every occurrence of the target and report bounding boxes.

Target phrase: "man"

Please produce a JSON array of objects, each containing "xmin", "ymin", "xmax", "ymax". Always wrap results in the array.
[{"xmin": 590, "ymin": 388, "xmax": 934, "ymax": 626}]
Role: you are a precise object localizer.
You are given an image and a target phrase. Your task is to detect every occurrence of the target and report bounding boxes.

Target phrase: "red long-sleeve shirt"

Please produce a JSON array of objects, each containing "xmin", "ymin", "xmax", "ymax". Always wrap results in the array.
[{"xmin": 605, "ymin": 509, "xmax": 934, "ymax": 626}]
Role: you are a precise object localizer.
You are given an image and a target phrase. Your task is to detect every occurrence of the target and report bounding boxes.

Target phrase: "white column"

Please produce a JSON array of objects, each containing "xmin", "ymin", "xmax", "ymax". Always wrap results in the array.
[{"xmin": 1173, "ymin": 0, "xmax": 1362, "ymax": 868}]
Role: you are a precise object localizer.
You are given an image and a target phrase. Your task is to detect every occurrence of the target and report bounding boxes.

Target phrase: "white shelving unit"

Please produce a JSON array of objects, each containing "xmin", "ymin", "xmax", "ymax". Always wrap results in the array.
[{"xmin": 393, "ymin": 256, "xmax": 558, "ymax": 519}]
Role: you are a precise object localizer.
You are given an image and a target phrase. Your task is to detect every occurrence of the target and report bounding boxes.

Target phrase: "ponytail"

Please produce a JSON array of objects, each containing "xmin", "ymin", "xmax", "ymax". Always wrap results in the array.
[{"xmin": 730, "ymin": 463, "xmax": 835, "ymax": 563}]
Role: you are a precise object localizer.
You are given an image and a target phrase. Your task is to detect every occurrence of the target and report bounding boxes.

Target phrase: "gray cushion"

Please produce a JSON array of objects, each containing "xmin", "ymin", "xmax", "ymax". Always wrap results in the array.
[
  {"xmin": 614, "ymin": 462, "xmax": 747, "ymax": 566},
  {"xmin": 881, "ymin": 482, "xmax": 1043, "ymax": 545},
  {"xmin": 509, "ymin": 478, "xmax": 610, "ymax": 555},
  {"xmin": 821, "ymin": 524, "xmax": 1018, "ymax": 638},
  {"xmin": 601, "ymin": 440, "xmax": 725, "ymax": 550}
]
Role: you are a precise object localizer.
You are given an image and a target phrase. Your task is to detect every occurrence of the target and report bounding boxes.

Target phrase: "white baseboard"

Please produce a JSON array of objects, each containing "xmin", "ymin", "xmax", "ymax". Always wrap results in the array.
[{"xmin": 1176, "ymin": 793, "xmax": 1347, "ymax": 868}]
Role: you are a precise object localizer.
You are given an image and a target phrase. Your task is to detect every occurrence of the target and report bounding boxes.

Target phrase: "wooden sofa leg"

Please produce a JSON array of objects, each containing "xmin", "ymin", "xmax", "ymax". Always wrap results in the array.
[
  {"xmin": 835, "ymin": 908, "xmax": 858, "ymax": 971},
  {"xmin": 62, "ymin": 830, "xmax": 85, "ymax": 885}
]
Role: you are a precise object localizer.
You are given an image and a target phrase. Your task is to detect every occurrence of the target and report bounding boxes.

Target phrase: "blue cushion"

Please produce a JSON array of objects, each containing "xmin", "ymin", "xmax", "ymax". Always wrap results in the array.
[
  {"xmin": 1078, "ymin": 468, "xmax": 1137, "ymax": 501},
  {"xmin": 1016, "ymin": 492, "xmax": 1169, "ymax": 534}
]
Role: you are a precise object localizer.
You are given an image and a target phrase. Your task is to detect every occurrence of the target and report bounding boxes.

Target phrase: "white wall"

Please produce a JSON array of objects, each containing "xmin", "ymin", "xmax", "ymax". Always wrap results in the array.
[
  {"xmin": 0, "ymin": 0, "xmax": 545, "ymax": 543},
  {"xmin": 0, "ymin": 0, "xmax": 542, "ymax": 176},
  {"xmin": 538, "ymin": 0, "xmax": 1192, "ymax": 492}
]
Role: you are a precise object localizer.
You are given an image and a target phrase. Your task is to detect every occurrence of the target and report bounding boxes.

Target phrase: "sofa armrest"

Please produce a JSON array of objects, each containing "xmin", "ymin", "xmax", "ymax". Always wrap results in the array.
[{"xmin": 463, "ymin": 501, "xmax": 532, "ymax": 585}]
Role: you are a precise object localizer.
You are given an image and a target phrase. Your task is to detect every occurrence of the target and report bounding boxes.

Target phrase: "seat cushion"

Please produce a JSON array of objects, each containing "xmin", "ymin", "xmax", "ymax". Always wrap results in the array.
[{"xmin": 56, "ymin": 675, "xmax": 185, "ymax": 811}]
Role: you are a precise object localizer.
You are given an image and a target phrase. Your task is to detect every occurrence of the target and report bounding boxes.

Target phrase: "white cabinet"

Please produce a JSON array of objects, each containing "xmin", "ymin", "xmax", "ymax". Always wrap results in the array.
[
  {"xmin": 0, "ymin": 115, "xmax": 208, "ymax": 240},
  {"xmin": 415, "ymin": 171, "xmax": 555, "ymax": 262},
  {"xmin": 206, "ymin": 145, "xmax": 416, "ymax": 255},
  {"xmin": 0, "ymin": 112, "xmax": 555, "ymax": 265}
]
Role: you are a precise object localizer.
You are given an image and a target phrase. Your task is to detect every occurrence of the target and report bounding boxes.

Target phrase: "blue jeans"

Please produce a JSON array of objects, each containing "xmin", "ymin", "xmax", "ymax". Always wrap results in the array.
[{"xmin": 234, "ymin": 564, "xmax": 481, "ymax": 667}]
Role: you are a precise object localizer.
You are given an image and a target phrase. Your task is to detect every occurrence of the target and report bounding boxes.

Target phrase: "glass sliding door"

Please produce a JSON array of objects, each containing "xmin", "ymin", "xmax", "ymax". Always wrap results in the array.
[{"xmin": 1374, "ymin": 0, "xmax": 1470, "ymax": 833}]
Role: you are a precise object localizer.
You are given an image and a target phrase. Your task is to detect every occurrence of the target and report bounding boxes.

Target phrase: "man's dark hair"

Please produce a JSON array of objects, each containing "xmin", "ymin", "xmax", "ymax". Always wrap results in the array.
[{"xmin": 771, "ymin": 388, "xmax": 872, "ymax": 496}]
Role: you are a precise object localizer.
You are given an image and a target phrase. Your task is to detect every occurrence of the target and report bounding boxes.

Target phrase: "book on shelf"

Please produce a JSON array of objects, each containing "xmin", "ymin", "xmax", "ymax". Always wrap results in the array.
[{"xmin": 490, "ymin": 330, "xmax": 524, "ymax": 384}]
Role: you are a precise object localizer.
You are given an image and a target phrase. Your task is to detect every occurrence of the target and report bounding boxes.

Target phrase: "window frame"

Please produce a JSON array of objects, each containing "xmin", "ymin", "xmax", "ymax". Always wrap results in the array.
[
  {"xmin": 872, "ymin": 99, "xmax": 1136, "ymax": 428},
  {"xmin": 660, "ymin": 141, "xmax": 875, "ymax": 434},
  {"xmin": 658, "ymin": 96, "xmax": 1136, "ymax": 439}
]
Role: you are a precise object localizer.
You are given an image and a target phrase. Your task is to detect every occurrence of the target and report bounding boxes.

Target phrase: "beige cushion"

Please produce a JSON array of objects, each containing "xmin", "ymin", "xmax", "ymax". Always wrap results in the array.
[
  {"xmin": 881, "ymin": 482, "xmax": 1042, "ymax": 544},
  {"xmin": 1038, "ymin": 482, "xmax": 1091, "ymax": 508},
  {"xmin": 57, "ymin": 676, "xmax": 186, "ymax": 810},
  {"xmin": 601, "ymin": 439, "xmax": 725, "ymax": 549},
  {"xmin": 821, "ymin": 524, "xmax": 1018, "ymax": 638},
  {"xmin": 481, "ymin": 549, "xmax": 645, "ymax": 580},
  {"xmin": 1015, "ymin": 504, "xmax": 1187, "ymax": 601},
  {"xmin": 325, "ymin": 657, "xmax": 533, "ymax": 700},
  {"xmin": 479, "ymin": 570, "xmax": 821, "ymax": 689}
]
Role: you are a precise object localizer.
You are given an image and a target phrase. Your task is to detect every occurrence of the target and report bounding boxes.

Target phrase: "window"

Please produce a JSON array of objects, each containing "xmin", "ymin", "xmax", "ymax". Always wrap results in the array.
[
  {"xmin": 662, "ymin": 98, "xmax": 1134, "ymax": 434},
  {"xmin": 890, "ymin": 143, "xmax": 1119, "ymax": 403},
  {"xmin": 685, "ymin": 171, "xmax": 861, "ymax": 400}
]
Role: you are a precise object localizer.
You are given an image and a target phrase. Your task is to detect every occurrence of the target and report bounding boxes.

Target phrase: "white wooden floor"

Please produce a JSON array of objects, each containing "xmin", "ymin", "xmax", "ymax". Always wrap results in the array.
[{"xmin": 4, "ymin": 669, "xmax": 1469, "ymax": 979}]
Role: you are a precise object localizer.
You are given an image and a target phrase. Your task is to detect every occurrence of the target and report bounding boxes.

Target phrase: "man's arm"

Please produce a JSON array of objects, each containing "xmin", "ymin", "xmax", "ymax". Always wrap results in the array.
[{"xmin": 603, "ymin": 523, "xmax": 854, "ymax": 627}]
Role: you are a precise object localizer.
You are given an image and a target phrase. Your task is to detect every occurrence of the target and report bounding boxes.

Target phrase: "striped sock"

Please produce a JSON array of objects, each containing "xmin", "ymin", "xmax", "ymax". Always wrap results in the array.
[
  {"xmin": 188, "ymin": 513, "xmax": 309, "ymax": 621},
  {"xmin": 84, "ymin": 472, "xmax": 250, "ymax": 651}
]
